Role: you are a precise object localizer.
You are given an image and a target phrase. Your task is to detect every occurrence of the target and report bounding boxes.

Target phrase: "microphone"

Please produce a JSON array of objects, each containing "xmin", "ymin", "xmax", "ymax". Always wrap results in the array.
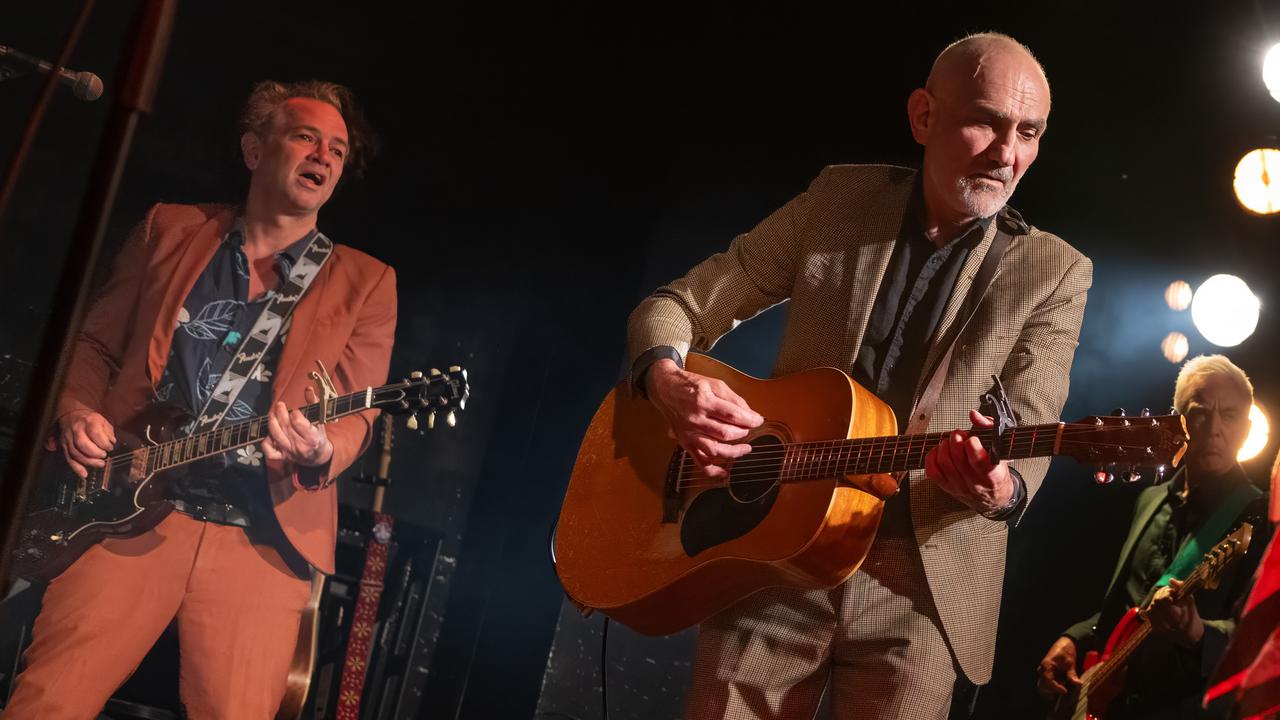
[{"xmin": 0, "ymin": 43, "xmax": 103, "ymax": 101}]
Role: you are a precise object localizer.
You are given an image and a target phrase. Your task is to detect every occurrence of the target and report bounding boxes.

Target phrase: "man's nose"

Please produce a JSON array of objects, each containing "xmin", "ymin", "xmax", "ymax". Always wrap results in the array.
[
  {"xmin": 1204, "ymin": 410, "xmax": 1227, "ymax": 437},
  {"xmin": 309, "ymin": 143, "xmax": 333, "ymax": 166},
  {"xmin": 987, "ymin": 128, "xmax": 1017, "ymax": 167}
]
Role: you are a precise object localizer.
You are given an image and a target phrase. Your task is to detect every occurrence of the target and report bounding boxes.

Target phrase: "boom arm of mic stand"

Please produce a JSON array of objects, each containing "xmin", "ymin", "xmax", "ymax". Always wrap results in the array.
[{"xmin": 0, "ymin": 0, "xmax": 178, "ymax": 593}]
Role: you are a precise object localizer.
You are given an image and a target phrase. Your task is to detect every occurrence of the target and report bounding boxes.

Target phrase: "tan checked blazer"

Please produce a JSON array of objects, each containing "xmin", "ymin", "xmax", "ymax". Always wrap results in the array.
[{"xmin": 627, "ymin": 164, "xmax": 1092, "ymax": 683}]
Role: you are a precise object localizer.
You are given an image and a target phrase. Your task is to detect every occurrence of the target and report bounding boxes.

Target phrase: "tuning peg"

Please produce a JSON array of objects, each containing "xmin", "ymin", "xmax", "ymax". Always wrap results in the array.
[
  {"xmin": 1155, "ymin": 464, "xmax": 1167, "ymax": 480},
  {"xmin": 1123, "ymin": 465, "xmax": 1142, "ymax": 483},
  {"xmin": 406, "ymin": 413, "xmax": 419, "ymax": 431},
  {"xmin": 1168, "ymin": 406, "xmax": 1178, "ymax": 415},
  {"xmin": 1111, "ymin": 407, "xmax": 1126, "ymax": 417},
  {"xmin": 449, "ymin": 365, "xmax": 461, "ymax": 373},
  {"xmin": 427, "ymin": 411, "xmax": 436, "ymax": 430},
  {"xmin": 446, "ymin": 411, "xmax": 456, "ymax": 427},
  {"xmin": 459, "ymin": 396, "xmax": 467, "ymax": 411},
  {"xmin": 430, "ymin": 368, "xmax": 442, "ymax": 377},
  {"xmin": 1139, "ymin": 408, "xmax": 1151, "ymax": 417},
  {"xmin": 410, "ymin": 370, "xmax": 423, "ymax": 380},
  {"xmin": 1094, "ymin": 468, "xmax": 1114, "ymax": 484}
]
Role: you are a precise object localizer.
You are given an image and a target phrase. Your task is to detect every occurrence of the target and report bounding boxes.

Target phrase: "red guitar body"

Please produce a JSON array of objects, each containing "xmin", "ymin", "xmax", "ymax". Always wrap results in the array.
[{"xmin": 1078, "ymin": 607, "xmax": 1141, "ymax": 720}]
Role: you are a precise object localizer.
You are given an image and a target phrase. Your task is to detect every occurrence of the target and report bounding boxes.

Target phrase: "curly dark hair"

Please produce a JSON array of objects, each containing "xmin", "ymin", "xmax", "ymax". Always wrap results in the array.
[{"xmin": 239, "ymin": 79, "xmax": 377, "ymax": 177}]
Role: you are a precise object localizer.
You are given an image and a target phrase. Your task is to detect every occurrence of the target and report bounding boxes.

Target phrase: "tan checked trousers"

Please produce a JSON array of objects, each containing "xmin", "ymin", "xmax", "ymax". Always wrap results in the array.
[{"xmin": 685, "ymin": 533, "xmax": 957, "ymax": 720}]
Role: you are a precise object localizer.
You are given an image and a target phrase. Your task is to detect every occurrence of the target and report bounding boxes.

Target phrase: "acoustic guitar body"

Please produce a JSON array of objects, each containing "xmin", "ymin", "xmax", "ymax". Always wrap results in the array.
[{"xmin": 554, "ymin": 354, "xmax": 897, "ymax": 635}]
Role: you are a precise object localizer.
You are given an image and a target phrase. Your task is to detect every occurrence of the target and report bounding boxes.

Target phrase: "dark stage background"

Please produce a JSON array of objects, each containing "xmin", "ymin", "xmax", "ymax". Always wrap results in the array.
[{"xmin": 2, "ymin": 2, "xmax": 1279, "ymax": 719}]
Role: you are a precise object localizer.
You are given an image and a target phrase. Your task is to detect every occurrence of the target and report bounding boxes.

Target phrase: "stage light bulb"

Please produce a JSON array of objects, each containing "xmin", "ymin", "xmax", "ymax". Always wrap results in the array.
[
  {"xmin": 1164, "ymin": 280, "xmax": 1192, "ymax": 311},
  {"xmin": 1160, "ymin": 332, "xmax": 1189, "ymax": 364},
  {"xmin": 1239, "ymin": 403, "xmax": 1270, "ymax": 462},
  {"xmin": 1234, "ymin": 148, "xmax": 1280, "ymax": 215},
  {"xmin": 1265, "ymin": 43, "xmax": 1280, "ymax": 102},
  {"xmin": 1191, "ymin": 274, "xmax": 1260, "ymax": 347}
]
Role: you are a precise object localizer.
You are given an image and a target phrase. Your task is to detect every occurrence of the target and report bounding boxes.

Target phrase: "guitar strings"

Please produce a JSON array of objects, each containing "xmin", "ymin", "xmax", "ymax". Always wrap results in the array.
[
  {"xmin": 673, "ymin": 433, "xmax": 1172, "ymax": 490},
  {"xmin": 667, "ymin": 424, "xmax": 1175, "ymax": 464},
  {"xmin": 667, "ymin": 422, "xmax": 1176, "ymax": 465},
  {"xmin": 675, "ymin": 435, "xmax": 1164, "ymax": 475},
  {"xmin": 88, "ymin": 389, "xmax": 390, "ymax": 473},
  {"xmin": 669, "ymin": 427, "xmax": 1170, "ymax": 469}
]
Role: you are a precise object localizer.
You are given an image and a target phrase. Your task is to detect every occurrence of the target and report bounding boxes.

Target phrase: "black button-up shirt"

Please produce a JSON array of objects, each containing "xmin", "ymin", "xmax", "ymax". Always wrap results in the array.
[
  {"xmin": 855, "ymin": 188, "xmax": 990, "ymax": 535},
  {"xmin": 155, "ymin": 221, "xmax": 315, "ymax": 518},
  {"xmin": 849, "ymin": 190, "xmax": 988, "ymax": 431}
]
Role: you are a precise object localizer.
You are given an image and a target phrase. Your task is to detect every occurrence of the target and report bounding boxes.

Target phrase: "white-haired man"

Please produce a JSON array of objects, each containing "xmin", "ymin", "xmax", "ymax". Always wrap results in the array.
[{"xmin": 1037, "ymin": 354, "xmax": 1270, "ymax": 719}]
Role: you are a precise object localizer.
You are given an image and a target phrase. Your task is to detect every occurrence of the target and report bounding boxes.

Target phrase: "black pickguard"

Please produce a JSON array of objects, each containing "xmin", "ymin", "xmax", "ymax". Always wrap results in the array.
[{"xmin": 680, "ymin": 434, "xmax": 783, "ymax": 557}]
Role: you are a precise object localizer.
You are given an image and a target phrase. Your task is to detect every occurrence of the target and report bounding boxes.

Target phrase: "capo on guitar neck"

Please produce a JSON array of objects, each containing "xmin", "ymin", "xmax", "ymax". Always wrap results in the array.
[
  {"xmin": 309, "ymin": 361, "xmax": 339, "ymax": 423},
  {"xmin": 981, "ymin": 374, "xmax": 1017, "ymax": 462}
]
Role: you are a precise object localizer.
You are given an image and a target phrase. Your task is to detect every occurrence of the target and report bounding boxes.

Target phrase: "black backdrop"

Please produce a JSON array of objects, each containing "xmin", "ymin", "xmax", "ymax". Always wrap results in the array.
[{"xmin": 2, "ymin": 2, "xmax": 1279, "ymax": 718}]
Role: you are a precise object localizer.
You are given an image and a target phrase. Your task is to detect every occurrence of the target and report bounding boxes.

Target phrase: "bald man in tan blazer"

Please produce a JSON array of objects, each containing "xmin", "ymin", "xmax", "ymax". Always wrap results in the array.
[{"xmin": 629, "ymin": 34, "xmax": 1091, "ymax": 720}]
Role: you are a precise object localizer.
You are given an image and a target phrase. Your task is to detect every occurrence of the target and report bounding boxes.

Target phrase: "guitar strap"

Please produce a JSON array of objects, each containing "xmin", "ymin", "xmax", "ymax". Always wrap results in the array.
[
  {"xmin": 903, "ymin": 212, "xmax": 1020, "ymax": 436},
  {"xmin": 337, "ymin": 414, "xmax": 395, "ymax": 720},
  {"xmin": 1157, "ymin": 481, "xmax": 1263, "ymax": 588},
  {"xmin": 190, "ymin": 231, "xmax": 334, "ymax": 432},
  {"xmin": 335, "ymin": 510, "xmax": 394, "ymax": 720}
]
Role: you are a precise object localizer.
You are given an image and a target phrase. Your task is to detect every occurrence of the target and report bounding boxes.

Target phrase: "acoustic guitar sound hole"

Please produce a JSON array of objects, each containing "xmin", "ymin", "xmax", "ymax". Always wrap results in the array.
[{"xmin": 680, "ymin": 434, "xmax": 782, "ymax": 557}]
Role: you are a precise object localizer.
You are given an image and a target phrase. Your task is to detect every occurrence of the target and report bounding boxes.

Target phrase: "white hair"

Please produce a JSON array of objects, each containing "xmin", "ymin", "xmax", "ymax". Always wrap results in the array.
[{"xmin": 1173, "ymin": 354, "xmax": 1254, "ymax": 414}]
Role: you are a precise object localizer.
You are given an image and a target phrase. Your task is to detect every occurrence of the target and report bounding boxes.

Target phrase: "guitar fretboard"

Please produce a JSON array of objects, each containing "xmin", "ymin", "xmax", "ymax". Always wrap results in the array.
[
  {"xmin": 778, "ymin": 423, "xmax": 1063, "ymax": 483},
  {"xmin": 144, "ymin": 389, "xmax": 372, "ymax": 473}
]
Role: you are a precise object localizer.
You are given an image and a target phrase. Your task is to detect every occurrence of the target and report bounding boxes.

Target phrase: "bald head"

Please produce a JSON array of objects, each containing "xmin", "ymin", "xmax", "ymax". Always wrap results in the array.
[
  {"xmin": 907, "ymin": 33, "xmax": 1052, "ymax": 238},
  {"xmin": 926, "ymin": 33, "xmax": 1050, "ymax": 108}
]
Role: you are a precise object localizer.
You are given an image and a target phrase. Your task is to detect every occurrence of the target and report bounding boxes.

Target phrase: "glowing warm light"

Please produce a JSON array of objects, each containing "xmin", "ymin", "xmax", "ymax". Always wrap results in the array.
[
  {"xmin": 1233, "ymin": 148, "xmax": 1280, "ymax": 215},
  {"xmin": 1239, "ymin": 403, "xmax": 1270, "ymax": 462},
  {"xmin": 1265, "ymin": 43, "xmax": 1280, "ymax": 103},
  {"xmin": 1160, "ymin": 332, "xmax": 1189, "ymax": 363},
  {"xmin": 1164, "ymin": 280, "xmax": 1192, "ymax": 311},
  {"xmin": 1191, "ymin": 274, "xmax": 1261, "ymax": 347}
]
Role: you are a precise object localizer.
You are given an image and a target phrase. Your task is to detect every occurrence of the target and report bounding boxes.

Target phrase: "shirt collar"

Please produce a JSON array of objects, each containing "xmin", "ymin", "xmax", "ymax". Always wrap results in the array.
[
  {"xmin": 1165, "ymin": 463, "xmax": 1251, "ymax": 513},
  {"xmin": 225, "ymin": 217, "xmax": 318, "ymax": 266}
]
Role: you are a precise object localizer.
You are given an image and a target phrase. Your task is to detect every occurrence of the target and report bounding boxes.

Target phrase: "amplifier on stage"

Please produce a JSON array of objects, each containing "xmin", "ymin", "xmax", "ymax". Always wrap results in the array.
[{"xmin": 304, "ymin": 504, "xmax": 445, "ymax": 720}]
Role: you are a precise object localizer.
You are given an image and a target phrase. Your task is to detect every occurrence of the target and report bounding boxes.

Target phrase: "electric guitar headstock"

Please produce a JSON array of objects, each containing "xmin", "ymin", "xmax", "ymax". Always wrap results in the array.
[
  {"xmin": 1056, "ymin": 409, "xmax": 1188, "ymax": 483},
  {"xmin": 1199, "ymin": 523, "xmax": 1254, "ymax": 591},
  {"xmin": 370, "ymin": 365, "xmax": 469, "ymax": 430}
]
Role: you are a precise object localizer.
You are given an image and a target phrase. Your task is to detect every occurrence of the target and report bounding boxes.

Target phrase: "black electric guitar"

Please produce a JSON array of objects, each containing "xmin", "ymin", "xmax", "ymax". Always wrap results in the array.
[{"xmin": 12, "ymin": 365, "xmax": 469, "ymax": 582}]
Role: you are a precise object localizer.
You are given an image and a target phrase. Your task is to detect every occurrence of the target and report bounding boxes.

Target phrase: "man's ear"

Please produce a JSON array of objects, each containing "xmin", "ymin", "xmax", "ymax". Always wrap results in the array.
[
  {"xmin": 907, "ymin": 88, "xmax": 933, "ymax": 146},
  {"xmin": 241, "ymin": 131, "xmax": 262, "ymax": 171}
]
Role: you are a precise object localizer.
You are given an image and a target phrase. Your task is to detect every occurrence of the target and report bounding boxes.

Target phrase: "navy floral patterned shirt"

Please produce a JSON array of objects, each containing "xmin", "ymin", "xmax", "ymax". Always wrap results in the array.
[{"xmin": 155, "ymin": 220, "xmax": 316, "ymax": 518}]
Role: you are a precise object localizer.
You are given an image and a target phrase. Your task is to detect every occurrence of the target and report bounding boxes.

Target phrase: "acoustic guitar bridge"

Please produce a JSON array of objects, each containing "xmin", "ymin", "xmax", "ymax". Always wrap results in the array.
[{"xmin": 662, "ymin": 448, "xmax": 684, "ymax": 523}]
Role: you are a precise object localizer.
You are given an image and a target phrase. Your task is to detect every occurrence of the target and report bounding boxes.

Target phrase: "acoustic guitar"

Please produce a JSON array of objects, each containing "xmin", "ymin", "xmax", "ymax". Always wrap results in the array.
[
  {"xmin": 554, "ymin": 354, "xmax": 1189, "ymax": 635},
  {"xmin": 1052, "ymin": 523, "xmax": 1254, "ymax": 720}
]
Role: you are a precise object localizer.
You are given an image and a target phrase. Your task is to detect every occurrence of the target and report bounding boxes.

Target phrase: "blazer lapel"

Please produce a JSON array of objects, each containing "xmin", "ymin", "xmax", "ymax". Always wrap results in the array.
[
  {"xmin": 146, "ymin": 209, "xmax": 235, "ymax": 385},
  {"xmin": 1104, "ymin": 484, "xmax": 1170, "ymax": 598},
  {"xmin": 841, "ymin": 177, "xmax": 914, "ymax": 363},
  {"xmin": 914, "ymin": 220, "xmax": 1001, "ymax": 396}
]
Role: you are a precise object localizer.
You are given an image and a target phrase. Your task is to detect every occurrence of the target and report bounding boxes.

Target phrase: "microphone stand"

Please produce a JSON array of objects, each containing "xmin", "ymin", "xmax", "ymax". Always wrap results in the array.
[
  {"xmin": 0, "ymin": 0, "xmax": 97, "ymax": 228},
  {"xmin": 0, "ymin": 0, "xmax": 178, "ymax": 592}
]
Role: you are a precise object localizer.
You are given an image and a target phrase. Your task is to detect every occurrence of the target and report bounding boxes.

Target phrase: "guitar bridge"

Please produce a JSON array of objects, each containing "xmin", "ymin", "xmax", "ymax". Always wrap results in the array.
[{"xmin": 662, "ymin": 448, "xmax": 684, "ymax": 523}]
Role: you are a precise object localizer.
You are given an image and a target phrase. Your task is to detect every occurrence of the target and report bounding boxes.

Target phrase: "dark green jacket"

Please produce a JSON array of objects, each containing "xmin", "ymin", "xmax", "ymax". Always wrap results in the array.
[{"xmin": 1062, "ymin": 467, "xmax": 1269, "ymax": 719}]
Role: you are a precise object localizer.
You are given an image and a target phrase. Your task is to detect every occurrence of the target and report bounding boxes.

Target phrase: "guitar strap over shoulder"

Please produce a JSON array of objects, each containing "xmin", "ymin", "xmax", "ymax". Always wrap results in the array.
[
  {"xmin": 190, "ymin": 231, "xmax": 334, "ymax": 432},
  {"xmin": 1157, "ymin": 482, "xmax": 1263, "ymax": 589},
  {"xmin": 904, "ymin": 213, "xmax": 1020, "ymax": 436}
]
